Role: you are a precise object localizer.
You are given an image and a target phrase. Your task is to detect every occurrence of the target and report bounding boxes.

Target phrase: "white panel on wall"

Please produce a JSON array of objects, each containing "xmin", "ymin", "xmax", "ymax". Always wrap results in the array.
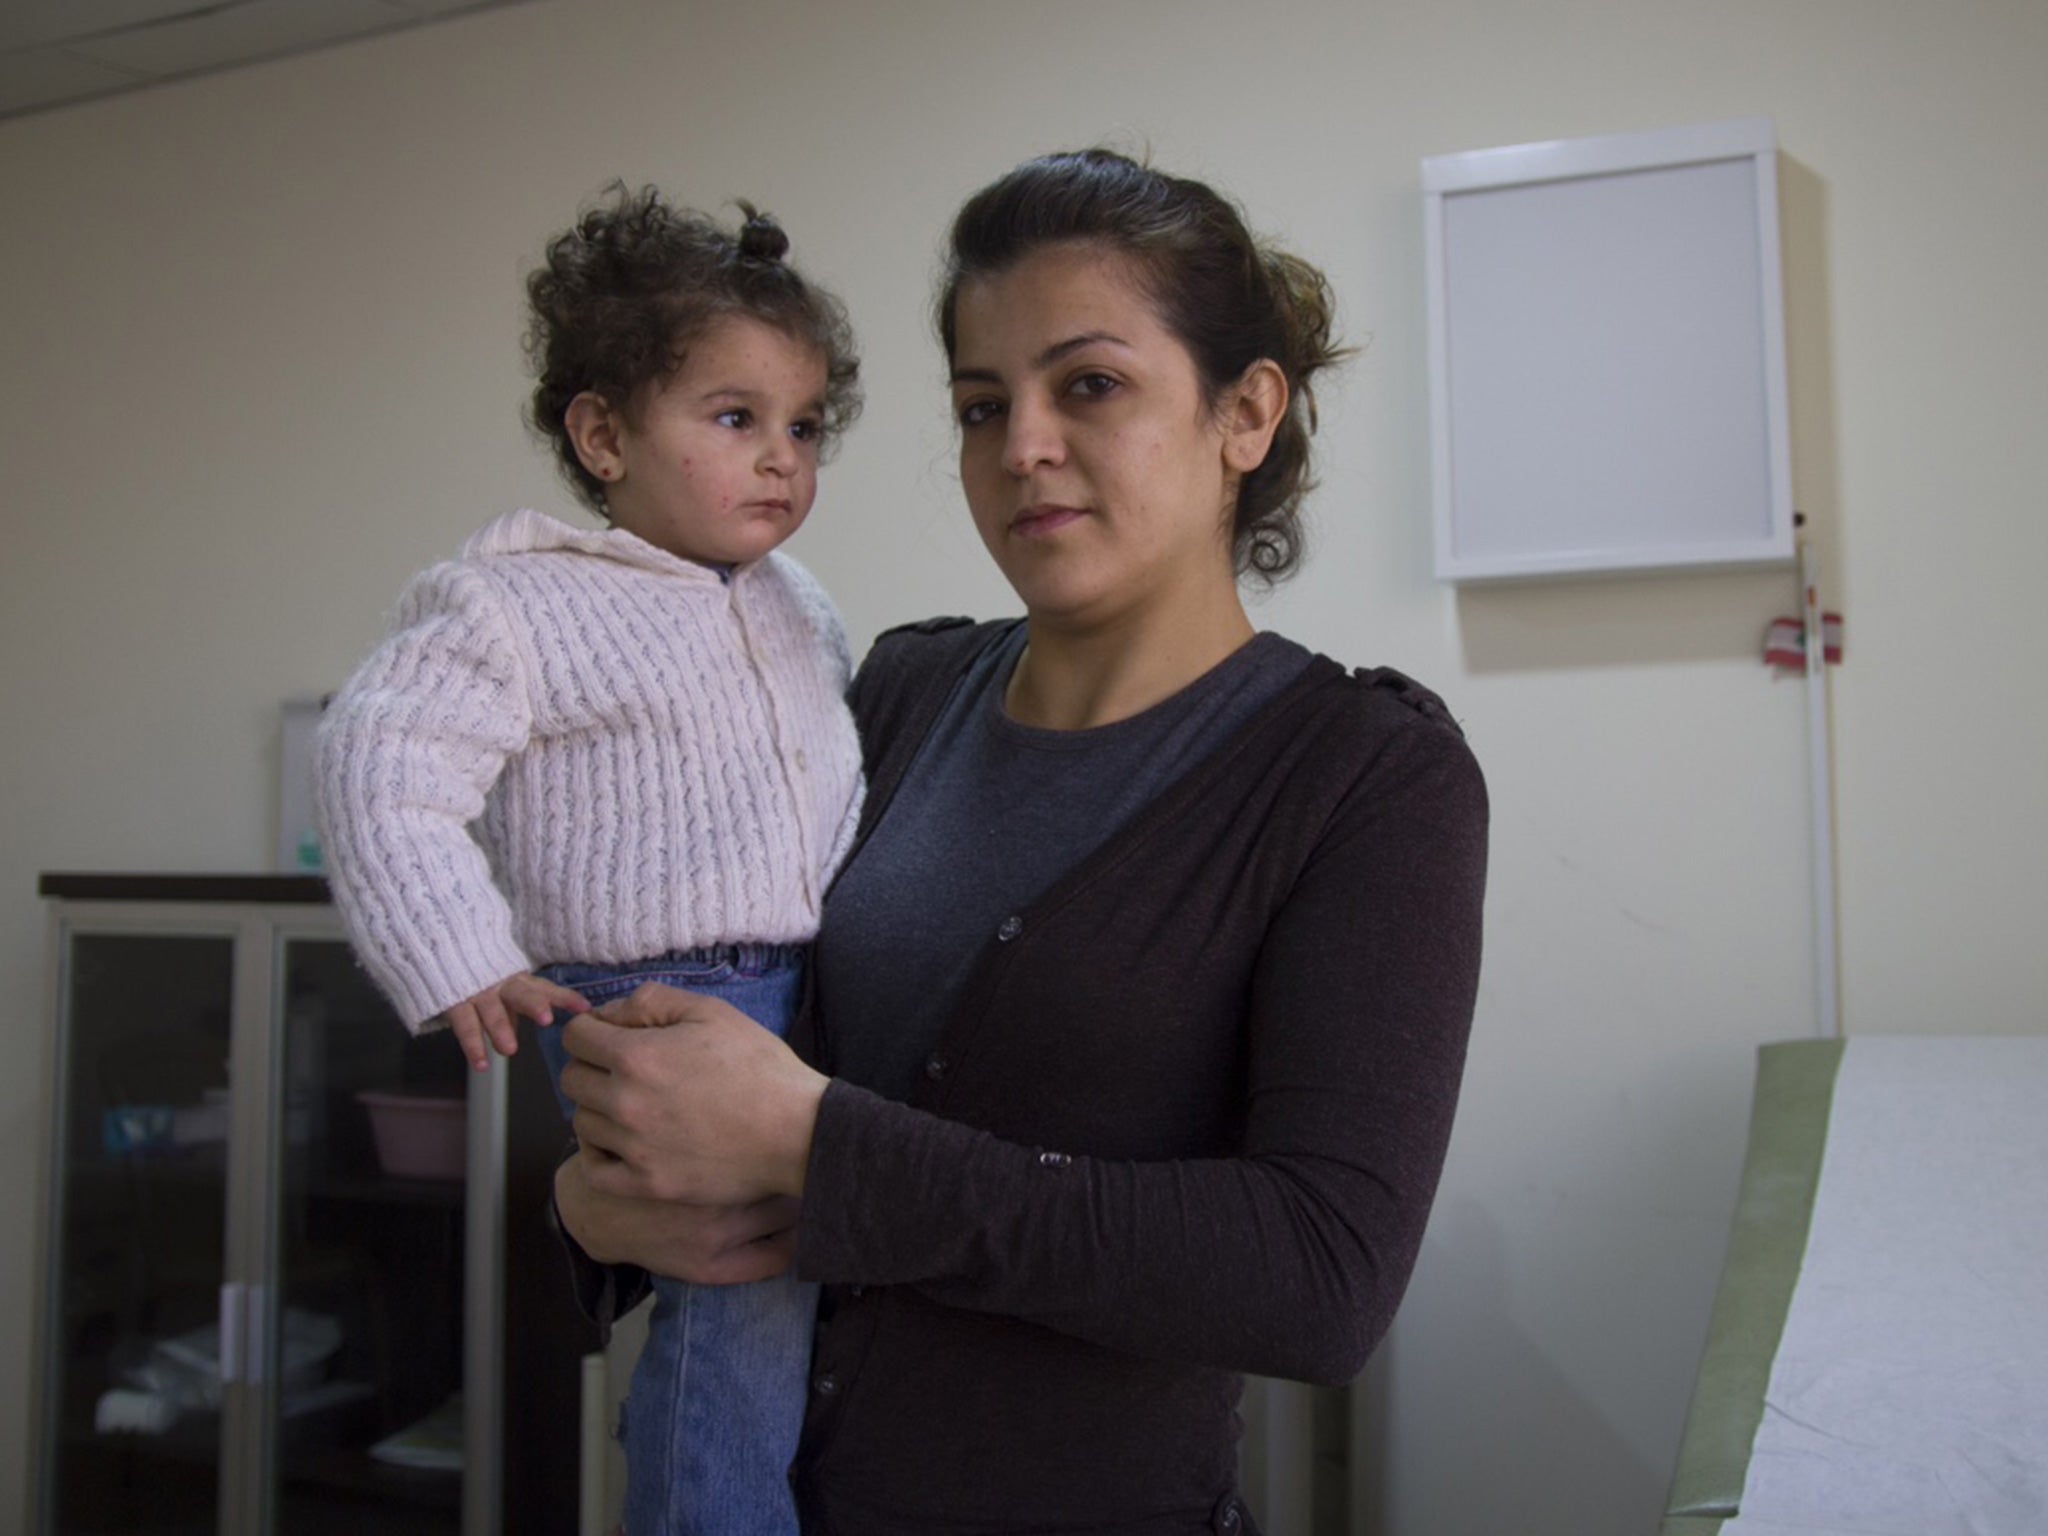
[{"xmin": 1423, "ymin": 118, "xmax": 1794, "ymax": 582}]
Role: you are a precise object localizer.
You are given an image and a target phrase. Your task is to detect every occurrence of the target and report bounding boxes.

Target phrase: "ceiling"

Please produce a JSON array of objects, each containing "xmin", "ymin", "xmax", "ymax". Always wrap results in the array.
[{"xmin": 0, "ymin": 0, "xmax": 535, "ymax": 122}]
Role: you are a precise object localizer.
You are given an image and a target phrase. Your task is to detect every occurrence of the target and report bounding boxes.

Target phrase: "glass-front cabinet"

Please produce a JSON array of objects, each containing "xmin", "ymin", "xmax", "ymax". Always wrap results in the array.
[{"xmin": 33, "ymin": 875, "xmax": 591, "ymax": 1536}]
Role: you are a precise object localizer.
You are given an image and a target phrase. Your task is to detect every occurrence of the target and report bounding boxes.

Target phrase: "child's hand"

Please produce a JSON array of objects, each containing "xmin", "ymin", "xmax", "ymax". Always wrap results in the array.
[{"xmin": 444, "ymin": 971, "xmax": 593, "ymax": 1071}]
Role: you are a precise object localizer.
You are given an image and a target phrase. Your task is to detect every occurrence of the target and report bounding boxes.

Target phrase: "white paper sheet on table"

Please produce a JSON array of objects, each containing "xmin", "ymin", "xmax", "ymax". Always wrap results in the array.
[{"xmin": 1720, "ymin": 1037, "xmax": 2048, "ymax": 1536}]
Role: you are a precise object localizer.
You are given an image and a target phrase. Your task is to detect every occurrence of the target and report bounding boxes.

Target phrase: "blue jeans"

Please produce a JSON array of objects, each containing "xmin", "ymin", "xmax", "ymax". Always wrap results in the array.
[{"xmin": 538, "ymin": 948, "xmax": 814, "ymax": 1536}]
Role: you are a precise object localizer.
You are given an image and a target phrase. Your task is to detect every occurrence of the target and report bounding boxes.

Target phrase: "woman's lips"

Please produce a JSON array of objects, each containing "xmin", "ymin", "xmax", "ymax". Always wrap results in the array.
[{"xmin": 1011, "ymin": 504, "xmax": 1086, "ymax": 538}]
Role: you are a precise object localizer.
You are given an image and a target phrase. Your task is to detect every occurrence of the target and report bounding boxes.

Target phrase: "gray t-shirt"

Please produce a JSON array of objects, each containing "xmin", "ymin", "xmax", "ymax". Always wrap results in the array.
[{"xmin": 817, "ymin": 626, "xmax": 1314, "ymax": 1100}]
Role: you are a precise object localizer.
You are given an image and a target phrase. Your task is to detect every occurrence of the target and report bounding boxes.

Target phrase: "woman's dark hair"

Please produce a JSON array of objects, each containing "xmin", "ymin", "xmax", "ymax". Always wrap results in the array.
[
  {"xmin": 938, "ymin": 149, "xmax": 1347, "ymax": 584},
  {"xmin": 526, "ymin": 182, "xmax": 862, "ymax": 513}
]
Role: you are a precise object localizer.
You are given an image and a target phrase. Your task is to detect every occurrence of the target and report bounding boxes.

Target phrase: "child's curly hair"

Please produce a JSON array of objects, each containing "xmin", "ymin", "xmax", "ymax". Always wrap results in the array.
[{"xmin": 525, "ymin": 182, "xmax": 862, "ymax": 513}]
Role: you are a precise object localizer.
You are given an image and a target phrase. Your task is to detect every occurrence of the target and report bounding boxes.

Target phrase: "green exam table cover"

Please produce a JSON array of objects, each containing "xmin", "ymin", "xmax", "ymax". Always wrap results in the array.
[{"xmin": 1660, "ymin": 1039, "xmax": 1845, "ymax": 1536}]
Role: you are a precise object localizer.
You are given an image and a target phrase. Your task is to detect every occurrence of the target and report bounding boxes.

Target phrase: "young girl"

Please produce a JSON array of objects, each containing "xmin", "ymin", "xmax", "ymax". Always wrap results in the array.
[{"xmin": 316, "ymin": 184, "xmax": 864, "ymax": 1536}]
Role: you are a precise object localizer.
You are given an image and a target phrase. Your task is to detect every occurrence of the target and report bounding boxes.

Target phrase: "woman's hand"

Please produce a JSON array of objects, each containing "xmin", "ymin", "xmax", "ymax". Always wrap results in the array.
[
  {"xmin": 557, "ymin": 983, "xmax": 829, "ymax": 1206},
  {"xmin": 554, "ymin": 1147, "xmax": 799, "ymax": 1285}
]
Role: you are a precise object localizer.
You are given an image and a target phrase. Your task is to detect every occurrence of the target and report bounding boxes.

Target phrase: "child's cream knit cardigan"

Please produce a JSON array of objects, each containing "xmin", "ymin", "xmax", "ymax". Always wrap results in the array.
[{"xmin": 317, "ymin": 509, "xmax": 864, "ymax": 1029}]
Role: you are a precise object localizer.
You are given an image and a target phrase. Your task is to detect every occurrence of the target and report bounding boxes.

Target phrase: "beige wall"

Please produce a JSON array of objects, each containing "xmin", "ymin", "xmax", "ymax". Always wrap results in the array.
[{"xmin": 4, "ymin": 1, "xmax": 2044, "ymax": 1530}]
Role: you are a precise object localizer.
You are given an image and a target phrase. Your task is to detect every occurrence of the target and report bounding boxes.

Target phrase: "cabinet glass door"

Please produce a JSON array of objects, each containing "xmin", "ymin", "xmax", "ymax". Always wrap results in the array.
[
  {"xmin": 45, "ymin": 930, "xmax": 236, "ymax": 1535},
  {"xmin": 267, "ymin": 938, "xmax": 468, "ymax": 1535}
]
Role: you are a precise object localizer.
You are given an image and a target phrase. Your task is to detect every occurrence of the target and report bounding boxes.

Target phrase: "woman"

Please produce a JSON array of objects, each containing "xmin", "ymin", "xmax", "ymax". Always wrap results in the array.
[{"xmin": 554, "ymin": 148, "xmax": 1488, "ymax": 1536}]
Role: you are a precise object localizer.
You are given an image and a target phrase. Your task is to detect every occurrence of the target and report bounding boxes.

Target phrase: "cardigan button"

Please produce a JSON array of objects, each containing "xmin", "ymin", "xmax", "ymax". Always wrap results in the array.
[
  {"xmin": 814, "ymin": 1373, "xmax": 840, "ymax": 1397},
  {"xmin": 1037, "ymin": 1150, "xmax": 1071, "ymax": 1169},
  {"xmin": 996, "ymin": 914, "xmax": 1023, "ymax": 941},
  {"xmin": 924, "ymin": 1053, "xmax": 947, "ymax": 1081}
]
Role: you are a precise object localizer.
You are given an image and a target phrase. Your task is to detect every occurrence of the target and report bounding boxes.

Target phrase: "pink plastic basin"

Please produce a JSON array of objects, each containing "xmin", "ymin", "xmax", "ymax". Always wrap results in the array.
[{"xmin": 356, "ymin": 1090, "xmax": 466, "ymax": 1180}]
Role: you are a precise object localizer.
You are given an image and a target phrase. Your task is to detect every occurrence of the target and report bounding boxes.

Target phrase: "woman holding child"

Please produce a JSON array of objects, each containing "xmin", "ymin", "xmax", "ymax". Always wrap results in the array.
[{"xmin": 552, "ymin": 149, "xmax": 1488, "ymax": 1535}]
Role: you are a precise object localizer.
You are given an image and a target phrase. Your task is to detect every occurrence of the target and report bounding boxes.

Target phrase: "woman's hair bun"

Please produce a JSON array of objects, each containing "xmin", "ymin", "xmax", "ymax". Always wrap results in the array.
[{"xmin": 736, "ymin": 201, "xmax": 790, "ymax": 263}]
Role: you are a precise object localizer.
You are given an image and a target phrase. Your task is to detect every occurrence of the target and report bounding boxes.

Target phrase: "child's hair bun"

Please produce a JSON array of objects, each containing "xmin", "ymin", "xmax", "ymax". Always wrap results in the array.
[{"xmin": 736, "ymin": 202, "xmax": 790, "ymax": 263}]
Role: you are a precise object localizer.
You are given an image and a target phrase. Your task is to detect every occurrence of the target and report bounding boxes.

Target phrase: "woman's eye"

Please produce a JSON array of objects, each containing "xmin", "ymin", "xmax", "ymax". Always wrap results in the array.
[
  {"xmin": 1069, "ymin": 371, "xmax": 1119, "ymax": 401},
  {"xmin": 956, "ymin": 398, "xmax": 1002, "ymax": 429}
]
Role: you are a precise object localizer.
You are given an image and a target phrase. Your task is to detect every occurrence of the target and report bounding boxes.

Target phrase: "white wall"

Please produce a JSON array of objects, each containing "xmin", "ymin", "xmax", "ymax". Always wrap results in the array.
[{"xmin": 4, "ymin": 1, "xmax": 2044, "ymax": 1531}]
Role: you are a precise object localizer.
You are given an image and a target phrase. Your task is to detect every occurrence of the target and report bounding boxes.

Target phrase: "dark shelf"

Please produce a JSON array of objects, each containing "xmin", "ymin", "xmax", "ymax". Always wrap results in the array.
[
  {"xmin": 73, "ymin": 1152, "xmax": 464, "ymax": 1207},
  {"xmin": 57, "ymin": 1421, "xmax": 461, "ymax": 1519},
  {"xmin": 282, "ymin": 1440, "xmax": 462, "ymax": 1510},
  {"xmin": 59, "ymin": 1416, "xmax": 222, "ymax": 1471},
  {"xmin": 307, "ymin": 1170, "xmax": 465, "ymax": 1207},
  {"xmin": 40, "ymin": 872, "xmax": 333, "ymax": 904}
]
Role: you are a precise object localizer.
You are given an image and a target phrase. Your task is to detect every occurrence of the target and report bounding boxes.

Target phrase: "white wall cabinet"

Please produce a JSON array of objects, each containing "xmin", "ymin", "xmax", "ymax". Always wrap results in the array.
[
  {"xmin": 1422, "ymin": 117, "xmax": 1794, "ymax": 582},
  {"xmin": 31, "ymin": 875, "xmax": 591, "ymax": 1536}
]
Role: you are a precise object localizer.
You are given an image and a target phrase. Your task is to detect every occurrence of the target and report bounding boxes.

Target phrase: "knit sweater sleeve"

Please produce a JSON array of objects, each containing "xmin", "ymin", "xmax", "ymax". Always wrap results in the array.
[
  {"xmin": 795, "ymin": 711, "xmax": 1488, "ymax": 1384},
  {"xmin": 317, "ymin": 560, "xmax": 536, "ymax": 1029}
]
